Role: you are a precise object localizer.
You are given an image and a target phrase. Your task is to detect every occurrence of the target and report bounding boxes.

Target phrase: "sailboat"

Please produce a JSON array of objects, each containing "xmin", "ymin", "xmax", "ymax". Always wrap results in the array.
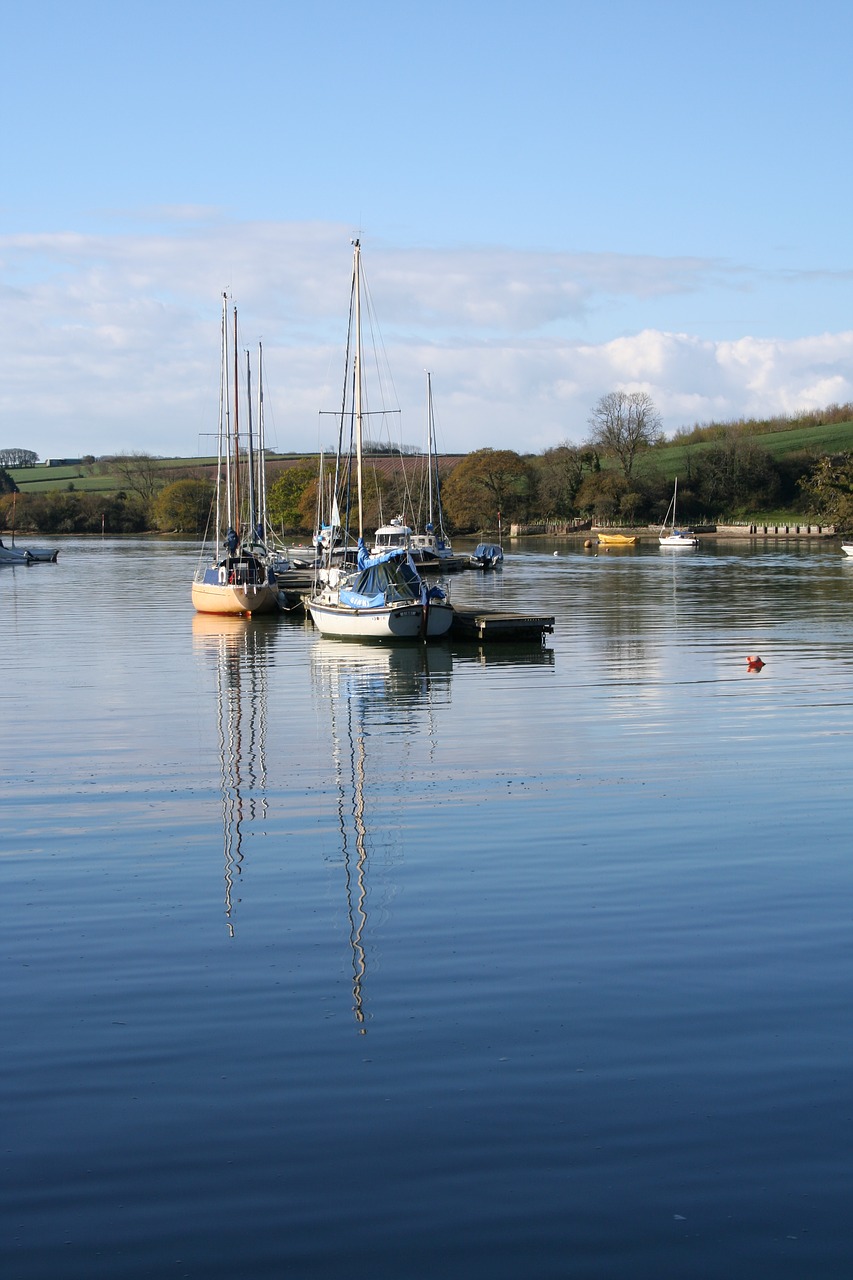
[
  {"xmin": 308, "ymin": 241, "xmax": 454, "ymax": 640},
  {"xmin": 192, "ymin": 297, "xmax": 281, "ymax": 616},
  {"xmin": 372, "ymin": 372, "xmax": 467, "ymax": 572},
  {"xmin": 242, "ymin": 341, "xmax": 292, "ymax": 580},
  {"xmin": 658, "ymin": 478, "xmax": 698, "ymax": 548}
]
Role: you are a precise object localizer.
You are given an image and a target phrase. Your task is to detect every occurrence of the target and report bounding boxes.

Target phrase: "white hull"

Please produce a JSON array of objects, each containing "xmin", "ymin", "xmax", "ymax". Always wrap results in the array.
[
  {"xmin": 841, "ymin": 544, "xmax": 853, "ymax": 557},
  {"xmin": 659, "ymin": 534, "xmax": 698, "ymax": 548},
  {"xmin": 192, "ymin": 578, "xmax": 280, "ymax": 616},
  {"xmin": 308, "ymin": 597, "xmax": 454, "ymax": 639}
]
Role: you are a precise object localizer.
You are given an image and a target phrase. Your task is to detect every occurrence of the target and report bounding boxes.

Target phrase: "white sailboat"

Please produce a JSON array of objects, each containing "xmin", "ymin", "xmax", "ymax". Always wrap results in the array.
[
  {"xmin": 658, "ymin": 478, "xmax": 698, "ymax": 548},
  {"xmin": 373, "ymin": 372, "xmax": 467, "ymax": 572},
  {"xmin": 191, "ymin": 297, "xmax": 281, "ymax": 616},
  {"xmin": 308, "ymin": 241, "xmax": 454, "ymax": 640}
]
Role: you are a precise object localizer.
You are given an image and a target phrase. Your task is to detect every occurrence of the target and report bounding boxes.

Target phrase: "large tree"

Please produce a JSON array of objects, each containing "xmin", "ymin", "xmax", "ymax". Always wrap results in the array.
[
  {"xmin": 534, "ymin": 443, "xmax": 597, "ymax": 518},
  {"xmin": 801, "ymin": 453, "xmax": 853, "ymax": 527},
  {"xmin": 110, "ymin": 452, "xmax": 163, "ymax": 510},
  {"xmin": 267, "ymin": 466, "xmax": 316, "ymax": 532},
  {"xmin": 153, "ymin": 479, "xmax": 214, "ymax": 534},
  {"xmin": 441, "ymin": 449, "xmax": 534, "ymax": 531},
  {"xmin": 587, "ymin": 391, "xmax": 663, "ymax": 479}
]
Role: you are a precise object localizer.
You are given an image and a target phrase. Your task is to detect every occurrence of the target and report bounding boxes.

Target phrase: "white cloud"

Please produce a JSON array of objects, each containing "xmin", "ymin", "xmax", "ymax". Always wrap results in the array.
[{"xmin": 0, "ymin": 217, "xmax": 851, "ymax": 459}]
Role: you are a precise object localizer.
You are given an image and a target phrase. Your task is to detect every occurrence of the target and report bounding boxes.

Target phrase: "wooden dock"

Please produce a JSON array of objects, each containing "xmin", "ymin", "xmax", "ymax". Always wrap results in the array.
[{"xmin": 450, "ymin": 608, "xmax": 554, "ymax": 642}]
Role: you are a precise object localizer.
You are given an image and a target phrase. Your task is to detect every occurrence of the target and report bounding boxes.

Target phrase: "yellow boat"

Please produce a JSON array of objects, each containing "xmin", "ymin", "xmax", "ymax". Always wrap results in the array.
[{"xmin": 596, "ymin": 533, "xmax": 636, "ymax": 547}]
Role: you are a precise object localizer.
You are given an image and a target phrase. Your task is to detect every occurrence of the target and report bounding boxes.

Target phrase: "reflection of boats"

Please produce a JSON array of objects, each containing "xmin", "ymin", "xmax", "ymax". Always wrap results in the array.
[
  {"xmin": 192, "ymin": 297, "xmax": 281, "ymax": 616},
  {"xmin": 307, "ymin": 241, "xmax": 454, "ymax": 640},
  {"xmin": 596, "ymin": 533, "xmax": 636, "ymax": 547},
  {"xmin": 658, "ymin": 478, "xmax": 698, "ymax": 548},
  {"xmin": 469, "ymin": 542, "xmax": 504, "ymax": 570},
  {"xmin": 192, "ymin": 613, "xmax": 276, "ymax": 933},
  {"xmin": 311, "ymin": 639, "xmax": 451, "ymax": 1029},
  {"xmin": 453, "ymin": 642, "xmax": 554, "ymax": 667}
]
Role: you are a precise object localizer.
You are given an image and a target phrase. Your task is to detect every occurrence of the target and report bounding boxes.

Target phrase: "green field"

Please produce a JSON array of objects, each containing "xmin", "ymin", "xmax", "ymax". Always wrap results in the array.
[
  {"xmin": 643, "ymin": 419, "xmax": 853, "ymax": 478},
  {"xmin": 9, "ymin": 419, "xmax": 853, "ymax": 497},
  {"xmin": 5, "ymin": 454, "xmax": 300, "ymax": 494},
  {"xmin": 6, "ymin": 458, "xmax": 219, "ymax": 491}
]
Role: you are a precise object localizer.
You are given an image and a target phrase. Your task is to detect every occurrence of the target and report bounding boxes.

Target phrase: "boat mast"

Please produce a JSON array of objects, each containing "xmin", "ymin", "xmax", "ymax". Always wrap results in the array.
[
  {"xmin": 426, "ymin": 371, "xmax": 434, "ymax": 530},
  {"xmin": 221, "ymin": 294, "xmax": 232, "ymax": 538},
  {"xmin": 257, "ymin": 341, "xmax": 267, "ymax": 541},
  {"xmin": 245, "ymin": 348, "xmax": 257, "ymax": 537},
  {"xmin": 232, "ymin": 306, "xmax": 241, "ymax": 544},
  {"xmin": 353, "ymin": 239, "xmax": 364, "ymax": 540}
]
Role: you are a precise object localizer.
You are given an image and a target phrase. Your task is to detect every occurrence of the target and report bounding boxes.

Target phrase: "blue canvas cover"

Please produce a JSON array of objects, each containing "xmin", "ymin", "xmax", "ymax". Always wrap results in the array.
[{"xmin": 339, "ymin": 545, "xmax": 447, "ymax": 609}]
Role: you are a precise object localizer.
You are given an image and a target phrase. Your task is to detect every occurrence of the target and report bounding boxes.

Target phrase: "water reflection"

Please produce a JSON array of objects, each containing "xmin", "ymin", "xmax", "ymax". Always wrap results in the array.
[
  {"xmin": 192, "ymin": 614, "xmax": 278, "ymax": 935},
  {"xmin": 452, "ymin": 641, "xmax": 554, "ymax": 667},
  {"xmin": 311, "ymin": 642, "xmax": 452, "ymax": 1029}
]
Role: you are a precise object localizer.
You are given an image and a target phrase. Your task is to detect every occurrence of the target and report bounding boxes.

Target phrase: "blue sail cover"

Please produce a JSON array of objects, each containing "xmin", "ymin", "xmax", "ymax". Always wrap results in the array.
[{"xmin": 340, "ymin": 544, "xmax": 446, "ymax": 609}]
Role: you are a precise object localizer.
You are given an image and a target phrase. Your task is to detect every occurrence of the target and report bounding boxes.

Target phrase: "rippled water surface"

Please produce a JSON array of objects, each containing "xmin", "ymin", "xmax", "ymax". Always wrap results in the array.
[{"xmin": 4, "ymin": 537, "xmax": 853, "ymax": 1278}]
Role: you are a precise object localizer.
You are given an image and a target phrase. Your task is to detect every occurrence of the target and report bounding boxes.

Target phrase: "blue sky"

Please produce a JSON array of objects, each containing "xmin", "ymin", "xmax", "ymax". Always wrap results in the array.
[{"xmin": 2, "ymin": 0, "xmax": 851, "ymax": 459}]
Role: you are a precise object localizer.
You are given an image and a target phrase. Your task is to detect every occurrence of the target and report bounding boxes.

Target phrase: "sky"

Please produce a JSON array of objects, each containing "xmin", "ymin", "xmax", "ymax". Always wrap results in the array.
[{"xmin": 1, "ymin": 0, "xmax": 852, "ymax": 461}]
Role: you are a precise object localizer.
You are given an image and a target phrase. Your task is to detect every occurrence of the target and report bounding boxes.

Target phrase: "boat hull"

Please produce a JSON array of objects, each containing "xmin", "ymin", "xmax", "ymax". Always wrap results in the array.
[
  {"xmin": 659, "ymin": 534, "xmax": 698, "ymax": 548},
  {"xmin": 596, "ymin": 534, "xmax": 636, "ymax": 547},
  {"xmin": 191, "ymin": 578, "xmax": 280, "ymax": 616},
  {"xmin": 0, "ymin": 545, "xmax": 59, "ymax": 564},
  {"xmin": 308, "ymin": 598, "xmax": 454, "ymax": 639}
]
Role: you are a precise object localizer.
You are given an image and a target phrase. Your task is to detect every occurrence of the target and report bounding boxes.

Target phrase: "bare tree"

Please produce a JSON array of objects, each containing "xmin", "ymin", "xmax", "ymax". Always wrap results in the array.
[
  {"xmin": 110, "ymin": 452, "xmax": 163, "ymax": 509},
  {"xmin": 0, "ymin": 447, "xmax": 39, "ymax": 467},
  {"xmin": 587, "ymin": 391, "xmax": 663, "ymax": 479}
]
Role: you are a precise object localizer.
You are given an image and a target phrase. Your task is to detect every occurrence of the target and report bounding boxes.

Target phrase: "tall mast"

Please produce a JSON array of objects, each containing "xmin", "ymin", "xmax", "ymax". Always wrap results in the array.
[
  {"xmin": 353, "ymin": 239, "xmax": 364, "ymax": 540},
  {"xmin": 245, "ymin": 348, "xmax": 257, "ymax": 536},
  {"xmin": 232, "ymin": 306, "xmax": 241, "ymax": 540},
  {"xmin": 219, "ymin": 293, "xmax": 229, "ymax": 535},
  {"xmin": 257, "ymin": 341, "xmax": 266, "ymax": 540},
  {"xmin": 426, "ymin": 371, "xmax": 434, "ymax": 529}
]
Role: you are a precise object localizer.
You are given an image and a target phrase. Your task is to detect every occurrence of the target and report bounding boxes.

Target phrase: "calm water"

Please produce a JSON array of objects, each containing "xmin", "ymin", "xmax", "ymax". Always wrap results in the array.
[{"xmin": 3, "ymin": 536, "xmax": 853, "ymax": 1279}]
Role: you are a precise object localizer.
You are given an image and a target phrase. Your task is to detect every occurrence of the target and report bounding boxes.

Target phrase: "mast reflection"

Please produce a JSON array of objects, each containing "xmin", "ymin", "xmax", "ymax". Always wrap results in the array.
[
  {"xmin": 311, "ymin": 641, "xmax": 452, "ymax": 1031},
  {"xmin": 192, "ymin": 613, "xmax": 276, "ymax": 935}
]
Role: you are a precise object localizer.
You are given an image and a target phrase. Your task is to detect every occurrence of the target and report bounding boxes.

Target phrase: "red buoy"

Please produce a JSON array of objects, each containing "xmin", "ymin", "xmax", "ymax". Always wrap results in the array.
[{"xmin": 746, "ymin": 654, "xmax": 765, "ymax": 670}]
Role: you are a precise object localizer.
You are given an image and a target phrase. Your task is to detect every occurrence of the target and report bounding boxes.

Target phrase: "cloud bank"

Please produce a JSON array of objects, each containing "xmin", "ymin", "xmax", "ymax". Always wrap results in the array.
[{"xmin": 1, "ymin": 217, "xmax": 851, "ymax": 459}]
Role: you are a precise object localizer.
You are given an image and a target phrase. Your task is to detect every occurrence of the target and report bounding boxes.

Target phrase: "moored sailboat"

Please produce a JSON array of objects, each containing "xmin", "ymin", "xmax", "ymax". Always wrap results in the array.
[
  {"xmin": 372, "ymin": 373, "xmax": 467, "ymax": 573},
  {"xmin": 658, "ymin": 478, "xmax": 698, "ymax": 548},
  {"xmin": 191, "ymin": 298, "xmax": 281, "ymax": 616},
  {"xmin": 307, "ymin": 241, "xmax": 453, "ymax": 640}
]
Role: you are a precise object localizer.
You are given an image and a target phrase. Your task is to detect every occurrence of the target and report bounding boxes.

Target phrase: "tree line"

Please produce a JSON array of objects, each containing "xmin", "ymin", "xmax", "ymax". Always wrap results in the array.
[{"xmin": 4, "ymin": 394, "xmax": 853, "ymax": 534}]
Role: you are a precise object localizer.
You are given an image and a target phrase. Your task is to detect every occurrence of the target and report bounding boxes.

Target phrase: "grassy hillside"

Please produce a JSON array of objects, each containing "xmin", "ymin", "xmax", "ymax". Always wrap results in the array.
[
  {"xmin": 6, "ymin": 454, "xmax": 303, "ymax": 494},
  {"xmin": 639, "ymin": 418, "xmax": 853, "ymax": 481}
]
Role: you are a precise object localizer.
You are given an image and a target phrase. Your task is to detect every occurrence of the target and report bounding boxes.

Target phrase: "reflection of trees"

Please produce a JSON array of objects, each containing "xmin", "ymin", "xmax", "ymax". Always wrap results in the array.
[
  {"xmin": 311, "ymin": 642, "xmax": 452, "ymax": 1030},
  {"xmin": 193, "ymin": 615, "xmax": 277, "ymax": 935},
  {"xmin": 562, "ymin": 545, "xmax": 853, "ymax": 683}
]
